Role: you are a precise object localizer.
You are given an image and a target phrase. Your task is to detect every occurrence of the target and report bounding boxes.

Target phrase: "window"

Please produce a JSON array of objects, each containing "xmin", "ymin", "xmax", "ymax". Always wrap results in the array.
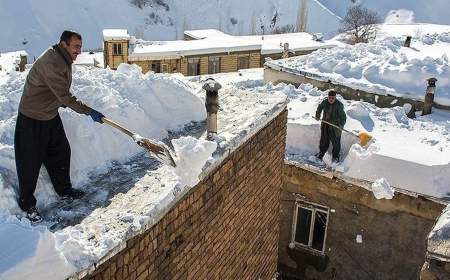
[
  {"xmin": 161, "ymin": 64, "xmax": 169, "ymax": 73},
  {"xmin": 238, "ymin": 56, "xmax": 250, "ymax": 70},
  {"xmin": 152, "ymin": 61, "xmax": 161, "ymax": 73},
  {"xmin": 208, "ymin": 56, "xmax": 221, "ymax": 74},
  {"xmin": 292, "ymin": 200, "xmax": 329, "ymax": 253},
  {"xmin": 113, "ymin": 43, "xmax": 122, "ymax": 55},
  {"xmin": 187, "ymin": 57, "xmax": 201, "ymax": 76}
]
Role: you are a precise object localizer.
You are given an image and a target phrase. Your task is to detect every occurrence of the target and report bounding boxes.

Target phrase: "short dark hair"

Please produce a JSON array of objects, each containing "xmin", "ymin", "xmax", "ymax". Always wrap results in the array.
[
  {"xmin": 328, "ymin": 90, "xmax": 337, "ymax": 96},
  {"xmin": 60, "ymin": 30, "xmax": 82, "ymax": 45}
]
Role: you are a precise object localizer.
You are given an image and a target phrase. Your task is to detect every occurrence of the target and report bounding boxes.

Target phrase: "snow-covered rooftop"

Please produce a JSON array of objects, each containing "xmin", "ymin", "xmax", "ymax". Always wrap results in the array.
[
  {"xmin": 102, "ymin": 29, "xmax": 130, "ymax": 41},
  {"xmin": 266, "ymin": 23, "xmax": 450, "ymax": 107},
  {"xmin": 73, "ymin": 52, "xmax": 103, "ymax": 68},
  {"xmin": 129, "ymin": 29, "xmax": 336, "ymax": 60},
  {"xmin": 239, "ymin": 32, "xmax": 337, "ymax": 55},
  {"xmin": 0, "ymin": 62, "xmax": 286, "ymax": 279},
  {"xmin": 184, "ymin": 29, "xmax": 227, "ymax": 40},
  {"xmin": 129, "ymin": 37, "xmax": 261, "ymax": 60}
]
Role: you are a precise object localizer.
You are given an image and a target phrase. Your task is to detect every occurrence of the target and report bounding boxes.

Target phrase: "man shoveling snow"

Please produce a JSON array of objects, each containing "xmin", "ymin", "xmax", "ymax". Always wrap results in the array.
[
  {"xmin": 15, "ymin": 31, "xmax": 105, "ymax": 222},
  {"xmin": 314, "ymin": 90, "xmax": 347, "ymax": 163}
]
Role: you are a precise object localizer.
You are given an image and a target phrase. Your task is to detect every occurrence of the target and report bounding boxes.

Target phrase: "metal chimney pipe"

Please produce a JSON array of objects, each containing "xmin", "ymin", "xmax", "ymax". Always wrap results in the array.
[
  {"xmin": 404, "ymin": 36, "xmax": 412, "ymax": 47},
  {"xmin": 422, "ymin": 78, "xmax": 437, "ymax": 116},
  {"xmin": 203, "ymin": 78, "xmax": 221, "ymax": 140}
]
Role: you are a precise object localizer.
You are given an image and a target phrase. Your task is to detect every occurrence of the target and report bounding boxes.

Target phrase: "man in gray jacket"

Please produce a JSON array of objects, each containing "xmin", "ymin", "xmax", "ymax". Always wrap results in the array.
[{"xmin": 15, "ymin": 30, "xmax": 105, "ymax": 222}]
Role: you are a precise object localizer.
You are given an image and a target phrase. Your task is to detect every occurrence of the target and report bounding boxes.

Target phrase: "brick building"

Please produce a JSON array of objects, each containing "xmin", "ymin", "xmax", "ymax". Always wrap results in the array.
[{"xmin": 102, "ymin": 29, "xmax": 336, "ymax": 75}]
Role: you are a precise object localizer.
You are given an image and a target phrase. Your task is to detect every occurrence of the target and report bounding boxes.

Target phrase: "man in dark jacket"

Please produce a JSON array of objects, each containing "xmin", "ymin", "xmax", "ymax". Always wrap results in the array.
[
  {"xmin": 315, "ymin": 90, "xmax": 346, "ymax": 163},
  {"xmin": 15, "ymin": 30, "xmax": 105, "ymax": 222}
]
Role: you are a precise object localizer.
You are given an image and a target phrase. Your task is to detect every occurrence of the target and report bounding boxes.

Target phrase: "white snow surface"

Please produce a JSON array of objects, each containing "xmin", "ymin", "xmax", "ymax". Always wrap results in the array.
[
  {"xmin": 0, "ymin": 214, "xmax": 75, "ymax": 279},
  {"xmin": 370, "ymin": 178, "xmax": 394, "ymax": 199},
  {"xmin": 267, "ymin": 23, "xmax": 450, "ymax": 106},
  {"xmin": 285, "ymin": 83, "xmax": 450, "ymax": 199}
]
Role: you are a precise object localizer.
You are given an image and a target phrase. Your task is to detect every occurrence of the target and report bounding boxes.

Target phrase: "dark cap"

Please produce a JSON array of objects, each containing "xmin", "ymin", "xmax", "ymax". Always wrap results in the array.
[{"xmin": 328, "ymin": 90, "xmax": 337, "ymax": 96}]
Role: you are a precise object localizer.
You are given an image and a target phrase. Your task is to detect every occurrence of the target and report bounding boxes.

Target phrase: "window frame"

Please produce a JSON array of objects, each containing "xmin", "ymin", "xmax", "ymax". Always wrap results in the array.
[
  {"xmin": 291, "ymin": 199, "xmax": 330, "ymax": 254},
  {"xmin": 112, "ymin": 43, "xmax": 123, "ymax": 56},
  {"xmin": 187, "ymin": 57, "xmax": 201, "ymax": 76},
  {"xmin": 237, "ymin": 55, "xmax": 250, "ymax": 70},
  {"xmin": 208, "ymin": 56, "xmax": 221, "ymax": 74}
]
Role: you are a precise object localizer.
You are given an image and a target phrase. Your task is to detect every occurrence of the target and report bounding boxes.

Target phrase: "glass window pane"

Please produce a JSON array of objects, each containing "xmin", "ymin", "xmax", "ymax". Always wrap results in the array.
[
  {"xmin": 294, "ymin": 207, "xmax": 312, "ymax": 245},
  {"xmin": 312, "ymin": 211, "xmax": 328, "ymax": 251}
]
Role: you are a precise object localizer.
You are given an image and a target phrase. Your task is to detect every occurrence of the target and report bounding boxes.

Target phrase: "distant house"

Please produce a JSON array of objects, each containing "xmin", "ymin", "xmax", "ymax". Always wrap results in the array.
[{"xmin": 102, "ymin": 29, "xmax": 336, "ymax": 76}]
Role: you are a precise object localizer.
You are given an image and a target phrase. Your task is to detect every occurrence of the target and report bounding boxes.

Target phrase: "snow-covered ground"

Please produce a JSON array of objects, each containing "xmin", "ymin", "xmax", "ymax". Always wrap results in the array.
[
  {"xmin": 266, "ymin": 23, "xmax": 450, "ymax": 106},
  {"xmin": 0, "ymin": 61, "xmax": 286, "ymax": 278}
]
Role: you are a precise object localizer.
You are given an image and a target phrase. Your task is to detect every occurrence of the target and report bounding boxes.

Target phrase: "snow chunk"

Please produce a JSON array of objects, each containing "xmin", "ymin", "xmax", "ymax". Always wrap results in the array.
[
  {"xmin": 172, "ymin": 136, "xmax": 217, "ymax": 186},
  {"xmin": 0, "ymin": 214, "xmax": 75, "ymax": 280},
  {"xmin": 370, "ymin": 178, "xmax": 395, "ymax": 200}
]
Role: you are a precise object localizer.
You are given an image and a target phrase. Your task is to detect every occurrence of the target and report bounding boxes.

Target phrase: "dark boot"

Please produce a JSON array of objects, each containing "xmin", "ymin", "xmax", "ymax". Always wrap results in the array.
[
  {"xmin": 26, "ymin": 207, "xmax": 42, "ymax": 223},
  {"xmin": 60, "ymin": 188, "xmax": 85, "ymax": 200}
]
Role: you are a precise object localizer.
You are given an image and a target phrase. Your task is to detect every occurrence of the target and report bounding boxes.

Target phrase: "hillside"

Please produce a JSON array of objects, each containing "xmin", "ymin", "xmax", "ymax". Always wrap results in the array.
[{"xmin": 0, "ymin": 0, "xmax": 339, "ymax": 58}]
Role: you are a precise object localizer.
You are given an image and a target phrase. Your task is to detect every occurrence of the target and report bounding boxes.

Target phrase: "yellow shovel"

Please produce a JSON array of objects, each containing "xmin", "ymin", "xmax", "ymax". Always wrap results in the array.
[{"xmin": 318, "ymin": 119, "xmax": 373, "ymax": 147}]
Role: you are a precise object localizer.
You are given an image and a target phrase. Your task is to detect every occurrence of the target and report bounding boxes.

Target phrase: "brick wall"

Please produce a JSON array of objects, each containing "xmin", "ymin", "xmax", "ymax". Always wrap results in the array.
[
  {"xmin": 79, "ymin": 108, "xmax": 288, "ymax": 280},
  {"xmin": 104, "ymin": 40, "xmax": 129, "ymax": 69}
]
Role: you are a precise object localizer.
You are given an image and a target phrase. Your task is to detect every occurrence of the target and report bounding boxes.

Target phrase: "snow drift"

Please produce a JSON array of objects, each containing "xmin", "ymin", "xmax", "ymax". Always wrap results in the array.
[{"xmin": 0, "ymin": 63, "xmax": 205, "ymax": 214}]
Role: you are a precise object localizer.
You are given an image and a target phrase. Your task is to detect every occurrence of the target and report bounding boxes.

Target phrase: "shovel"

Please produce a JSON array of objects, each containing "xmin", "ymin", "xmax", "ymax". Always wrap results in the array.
[
  {"xmin": 101, "ymin": 117, "xmax": 177, "ymax": 167},
  {"xmin": 316, "ymin": 118, "xmax": 373, "ymax": 147}
]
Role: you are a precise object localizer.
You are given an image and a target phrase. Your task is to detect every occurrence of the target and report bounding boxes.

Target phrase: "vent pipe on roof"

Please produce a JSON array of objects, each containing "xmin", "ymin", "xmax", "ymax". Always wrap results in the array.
[
  {"xmin": 404, "ymin": 36, "xmax": 412, "ymax": 47},
  {"xmin": 203, "ymin": 78, "xmax": 222, "ymax": 140},
  {"xmin": 422, "ymin": 78, "xmax": 437, "ymax": 116}
]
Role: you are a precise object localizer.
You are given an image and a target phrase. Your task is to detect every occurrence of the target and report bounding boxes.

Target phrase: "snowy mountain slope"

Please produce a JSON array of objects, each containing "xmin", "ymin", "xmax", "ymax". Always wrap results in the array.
[
  {"xmin": 318, "ymin": 0, "xmax": 450, "ymax": 25},
  {"xmin": 0, "ymin": 0, "xmax": 340, "ymax": 59}
]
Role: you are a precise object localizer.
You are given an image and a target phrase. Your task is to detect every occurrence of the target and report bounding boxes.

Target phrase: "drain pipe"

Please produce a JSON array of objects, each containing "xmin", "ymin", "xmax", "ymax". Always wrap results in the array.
[
  {"xmin": 422, "ymin": 78, "xmax": 437, "ymax": 116},
  {"xmin": 203, "ymin": 78, "xmax": 221, "ymax": 140}
]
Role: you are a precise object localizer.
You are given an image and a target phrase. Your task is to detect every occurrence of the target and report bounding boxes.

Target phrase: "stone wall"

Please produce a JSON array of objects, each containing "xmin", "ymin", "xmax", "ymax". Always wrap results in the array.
[
  {"xmin": 279, "ymin": 164, "xmax": 445, "ymax": 280},
  {"xmin": 78, "ymin": 109, "xmax": 288, "ymax": 280},
  {"xmin": 264, "ymin": 67, "xmax": 450, "ymax": 111}
]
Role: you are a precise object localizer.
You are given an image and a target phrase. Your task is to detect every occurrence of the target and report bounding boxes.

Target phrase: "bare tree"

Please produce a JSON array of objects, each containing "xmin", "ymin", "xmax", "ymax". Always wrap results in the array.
[{"xmin": 339, "ymin": 5, "xmax": 380, "ymax": 44}]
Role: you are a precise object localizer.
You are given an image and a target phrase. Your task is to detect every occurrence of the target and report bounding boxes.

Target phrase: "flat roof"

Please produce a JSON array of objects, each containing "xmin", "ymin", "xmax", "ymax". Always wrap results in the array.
[
  {"xmin": 129, "ymin": 37, "xmax": 261, "ymax": 60},
  {"xmin": 102, "ymin": 29, "xmax": 130, "ymax": 41},
  {"xmin": 131, "ymin": 29, "xmax": 336, "ymax": 60}
]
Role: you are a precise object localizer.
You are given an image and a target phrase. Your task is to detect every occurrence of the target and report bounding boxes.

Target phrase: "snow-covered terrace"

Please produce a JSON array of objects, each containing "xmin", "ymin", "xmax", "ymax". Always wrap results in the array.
[{"xmin": 0, "ymin": 62, "xmax": 286, "ymax": 279}]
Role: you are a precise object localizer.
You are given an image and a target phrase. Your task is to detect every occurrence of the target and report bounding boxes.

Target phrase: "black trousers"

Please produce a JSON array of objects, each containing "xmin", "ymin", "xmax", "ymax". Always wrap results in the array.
[
  {"xmin": 15, "ymin": 113, "xmax": 72, "ymax": 211},
  {"xmin": 319, "ymin": 123, "xmax": 341, "ymax": 159}
]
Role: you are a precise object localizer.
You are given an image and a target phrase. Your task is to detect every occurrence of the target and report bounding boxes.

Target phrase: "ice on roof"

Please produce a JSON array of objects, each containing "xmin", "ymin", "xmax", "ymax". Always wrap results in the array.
[{"xmin": 102, "ymin": 29, "xmax": 130, "ymax": 41}]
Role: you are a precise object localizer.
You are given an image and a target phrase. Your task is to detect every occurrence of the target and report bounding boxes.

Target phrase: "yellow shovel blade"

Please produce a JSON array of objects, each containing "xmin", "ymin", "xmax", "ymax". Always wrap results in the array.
[{"xmin": 358, "ymin": 131, "xmax": 373, "ymax": 147}]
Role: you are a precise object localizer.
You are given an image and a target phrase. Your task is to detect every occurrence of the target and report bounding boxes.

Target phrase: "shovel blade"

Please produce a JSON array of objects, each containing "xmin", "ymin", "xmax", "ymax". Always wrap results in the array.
[{"xmin": 137, "ymin": 138, "xmax": 177, "ymax": 167}]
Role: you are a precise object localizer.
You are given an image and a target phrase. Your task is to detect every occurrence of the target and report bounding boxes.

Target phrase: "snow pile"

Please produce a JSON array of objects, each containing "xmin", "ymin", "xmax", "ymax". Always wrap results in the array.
[
  {"xmin": 172, "ymin": 136, "xmax": 217, "ymax": 186},
  {"xmin": 369, "ymin": 178, "xmax": 394, "ymax": 199},
  {"xmin": 384, "ymin": 9, "xmax": 415, "ymax": 24},
  {"xmin": 0, "ymin": 214, "xmax": 75, "ymax": 280},
  {"xmin": 268, "ymin": 30, "xmax": 450, "ymax": 106},
  {"xmin": 284, "ymin": 83, "xmax": 450, "ymax": 198},
  {"xmin": 0, "ymin": 63, "xmax": 205, "ymax": 214}
]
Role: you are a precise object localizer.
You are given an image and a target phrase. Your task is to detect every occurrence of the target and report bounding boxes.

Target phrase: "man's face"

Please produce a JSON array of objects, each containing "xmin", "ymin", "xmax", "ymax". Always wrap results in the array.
[
  {"xmin": 61, "ymin": 36, "xmax": 82, "ymax": 60},
  {"xmin": 328, "ymin": 95, "xmax": 336, "ymax": 104}
]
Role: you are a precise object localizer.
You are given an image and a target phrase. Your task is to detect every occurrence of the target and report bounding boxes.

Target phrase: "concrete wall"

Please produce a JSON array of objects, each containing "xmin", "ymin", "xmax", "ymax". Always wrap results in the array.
[
  {"xmin": 279, "ymin": 164, "xmax": 445, "ymax": 280},
  {"xmin": 264, "ymin": 67, "xmax": 450, "ymax": 111},
  {"xmin": 79, "ymin": 109, "xmax": 288, "ymax": 280}
]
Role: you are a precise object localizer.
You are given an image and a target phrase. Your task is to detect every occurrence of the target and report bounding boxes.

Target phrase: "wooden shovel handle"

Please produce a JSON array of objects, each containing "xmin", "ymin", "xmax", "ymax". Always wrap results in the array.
[{"xmin": 101, "ymin": 117, "xmax": 135, "ymax": 138}]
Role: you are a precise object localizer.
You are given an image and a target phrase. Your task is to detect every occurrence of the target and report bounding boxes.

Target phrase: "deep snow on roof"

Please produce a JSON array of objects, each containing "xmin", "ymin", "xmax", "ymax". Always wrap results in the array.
[
  {"xmin": 129, "ymin": 29, "xmax": 336, "ymax": 60},
  {"xmin": 102, "ymin": 29, "xmax": 130, "ymax": 41}
]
